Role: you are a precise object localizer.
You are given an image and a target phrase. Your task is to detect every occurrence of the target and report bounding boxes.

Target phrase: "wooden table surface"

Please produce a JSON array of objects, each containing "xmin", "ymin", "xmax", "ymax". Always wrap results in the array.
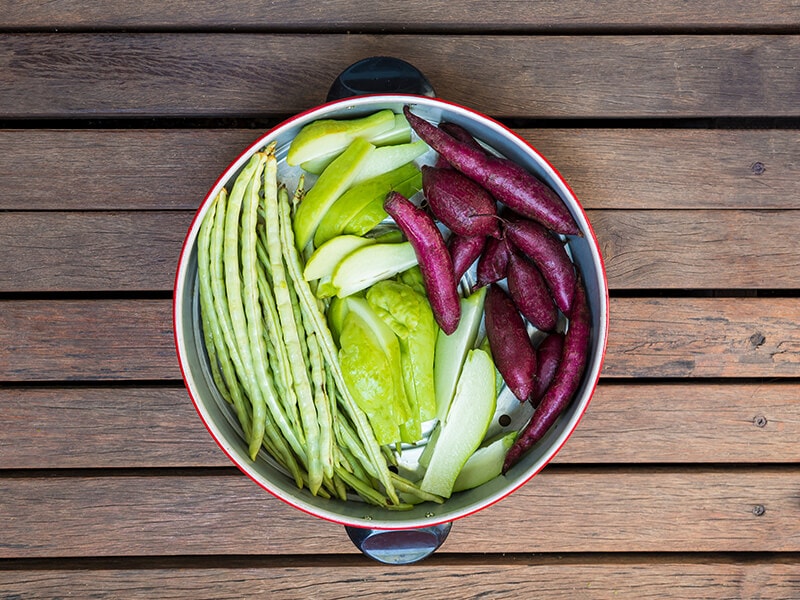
[{"xmin": 2, "ymin": 3, "xmax": 799, "ymax": 598}]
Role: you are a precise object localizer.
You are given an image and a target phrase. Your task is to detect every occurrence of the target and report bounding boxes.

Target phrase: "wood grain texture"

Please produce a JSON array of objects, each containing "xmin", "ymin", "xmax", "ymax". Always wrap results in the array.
[
  {"xmin": 0, "ymin": 211, "xmax": 192, "ymax": 292},
  {"xmin": 591, "ymin": 209, "xmax": 800, "ymax": 289},
  {"xmin": 527, "ymin": 129, "xmax": 800, "ymax": 211},
  {"xmin": 1, "ymin": 468, "xmax": 798, "ymax": 557},
  {"xmin": 554, "ymin": 382, "xmax": 800, "ymax": 464},
  {"xmin": 0, "ymin": 299, "xmax": 176, "ymax": 381},
  {"xmin": 3, "ymin": 297, "xmax": 799, "ymax": 381},
  {"xmin": 2, "ymin": 383, "xmax": 797, "ymax": 469},
  {"xmin": 3, "ymin": 209, "xmax": 799, "ymax": 291},
  {"xmin": 1, "ymin": 555, "xmax": 798, "ymax": 599},
  {"xmin": 0, "ymin": 386, "xmax": 223, "ymax": 469},
  {"xmin": 606, "ymin": 297, "xmax": 800, "ymax": 378},
  {"xmin": 4, "ymin": 0, "xmax": 799, "ymax": 31},
  {"xmin": 2, "ymin": 128, "xmax": 796, "ymax": 211},
  {"xmin": 0, "ymin": 35, "xmax": 797, "ymax": 118}
]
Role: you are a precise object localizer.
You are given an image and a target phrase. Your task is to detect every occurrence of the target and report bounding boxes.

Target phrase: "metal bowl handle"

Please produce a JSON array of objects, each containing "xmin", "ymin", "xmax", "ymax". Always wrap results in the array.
[
  {"xmin": 346, "ymin": 522, "xmax": 452, "ymax": 564},
  {"xmin": 328, "ymin": 56, "xmax": 447, "ymax": 564},
  {"xmin": 327, "ymin": 56, "xmax": 435, "ymax": 101}
]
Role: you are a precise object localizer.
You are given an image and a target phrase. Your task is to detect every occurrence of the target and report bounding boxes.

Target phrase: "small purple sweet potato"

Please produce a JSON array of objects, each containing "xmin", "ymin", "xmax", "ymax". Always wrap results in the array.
[
  {"xmin": 422, "ymin": 166, "xmax": 500, "ymax": 238},
  {"xmin": 383, "ymin": 191, "xmax": 461, "ymax": 334},
  {"xmin": 506, "ymin": 251, "xmax": 559, "ymax": 333},
  {"xmin": 530, "ymin": 332, "xmax": 564, "ymax": 405},
  {"xmin": 504, "ymin": 217, "xmax": 577, "ymax": 314},
  {"xmin": 485, "ymin": 283, "xmax": 538, "ymax": 402},
  {"xmin": 476, "ymin": 235, "xmax": 511, "ymax": 286},
  {"xmin": 448, "ymin": 233, "xmax": 486, "ymax": 284}
]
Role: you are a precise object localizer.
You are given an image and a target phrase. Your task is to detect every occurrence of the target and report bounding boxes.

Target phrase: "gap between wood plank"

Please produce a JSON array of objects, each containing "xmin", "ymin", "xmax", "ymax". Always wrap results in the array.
[
  {"xmin": 1, "ymin": 551, "xmax": 798, "ymax": 571},
  {"xmin": 1, "ymin": 116, "xmax": 799, "ymax": 130}
]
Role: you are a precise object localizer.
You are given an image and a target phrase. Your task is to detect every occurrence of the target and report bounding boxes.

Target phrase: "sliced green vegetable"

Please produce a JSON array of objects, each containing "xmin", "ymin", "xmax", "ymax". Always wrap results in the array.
[
  {"xmin": 314, "ymin": 162, "xmax": 421, "ymax": 246},
  {"xmin": 367, "ymin": 280, "xmax": 438, "ymax": 434},
  {"xmin": 349, "ymin": 140, "xmax": 428, "ymax": 185},
  {"xmin": 303, "ymin": 234, "xmax": 376, "ymax": 282},
  {"xmin": 452, "ymin": 431, "xmax": 517, "ymax": 492},
  {"xmin": 338, "ymin": 301, "xmax": 406, "ymax": 446},
  {"xmin": 287, "ymin": 109, "xmax": 394, "ymax": 167},
  {"xmin": 433, "ymin": 286, "xmax": 487, "ymax": 421},
  {"xmin": 331, "ymin": 241, "xmax": 418, "ymax": 298},
  {"xmin": 342, "ymin": 171, "xmax": 423, "ymax": 237},
  {"xmin": 293, "ymin": 137, "xmax": 376, "ymax": 251},
  {"xmin": 299, "ymin": 113, "xmax": 413, "ymax": 174},
  {"xmin": 421, "ymin": 348, "xmax": 497, "ymax": 498}
]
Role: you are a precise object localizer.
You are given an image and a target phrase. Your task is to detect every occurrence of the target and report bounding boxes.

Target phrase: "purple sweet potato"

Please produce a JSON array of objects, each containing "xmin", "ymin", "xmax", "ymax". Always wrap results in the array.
[
  {"xmin": 504, "ymin": 217, "xmax": 577, "ymax": 314},
  {"xmin": 531, "ymin": 332, "xmax": 564, "ymax": 404},
  {"xmin": 434, "ymin": 122, "xmax": 487, "ymax": 168},
  {"xmin": 383, "ymin": 191, "xmax": 461, "ymax": 334},
  {"xmin": 404, "ymin": 106, "xmax": 580, "ymax": 236},
  {"xmin": 485, "ymin": 283, "xmax": 538, "ymax": 402},
  {"xmin": 421, "ymin": 166, "xmax": 500, "ymax": 238},
  {"xmin": 448, "ymin": 233, "xmax": 486, "ymax": 284},
  {"xmin": 440, "ymin": 122, "xmax": 487, "ymax": 152},
  {"xmin": 476, "ymin": 235, "xmax": 511, "ymax": 286},
  {"xmin": 506, "ymin": 251, "xmax": 559, "ymax": 333},
  {"xmin": 503, "ymin": 276, "xmax": 591, "ymax": 473}
]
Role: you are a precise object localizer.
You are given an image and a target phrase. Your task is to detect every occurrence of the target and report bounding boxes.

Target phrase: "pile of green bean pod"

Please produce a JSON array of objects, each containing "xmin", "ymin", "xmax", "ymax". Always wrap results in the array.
[{"xmin": 197, "ymin": 144, "xmax": 438, "ymax": 509}]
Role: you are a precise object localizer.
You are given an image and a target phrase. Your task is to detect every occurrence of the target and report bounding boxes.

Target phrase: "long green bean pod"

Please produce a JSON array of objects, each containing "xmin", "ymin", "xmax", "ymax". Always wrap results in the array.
[
  {"xmin": 209, "ymin": 187, "xmax": 252, "ymax": 439},
  {"xmin": 305, "ymin": 327, "xmax": 334, "ymax": 480},
  {"xmin": 239, "ymin": 153, "xmax": 270, "ymax": 458},
  {"xmin": 254, "ymin": 257, "xmax": 303, "ymax": 437},
  {"xmin": 276, "ymin": 185, "xmax": 399, "ymax": 506},
  {"xmin": 197, "ymin": 194, "xmax": 230, "ymax": 403},
  {"xmin": 335, "ymin": 467, "xmax": 413, "ymax": 511},
  {"xmin": 262, "ymin": 151, "xmax": 323, "ymax": 495},
  {"xmin": 390, "ymin": 473, "xmax": 445, "ymax": 505},
  {"xmin": 336, "ymin": 418, "xmax": 378, "ymax": 481},
  {"xmin": 241, "ymin": 155, "xmax": 310, "ymax": 471}
]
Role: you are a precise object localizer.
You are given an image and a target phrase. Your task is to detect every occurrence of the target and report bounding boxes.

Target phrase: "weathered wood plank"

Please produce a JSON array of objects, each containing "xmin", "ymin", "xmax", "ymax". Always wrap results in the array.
[
  {"xmin": 0, "ymin": 299, "xmax": 176, "ymax": 381},
  {"xmin": 0, "ymin": 386, "xmax": 223, "ymax": 469},
  {"xmin": 0, "ymin": 211, "xmax": 192, "ymax": 292},
  {"xmin": 530, "ymin": 129, "xmax": 800, "ymax": 211},
  {"xmin": 3, "ymin": 297, "xmax": 799, "ymax": 381},
  {"xmin": 1, "ymin": 468, "xmax": 797, "ymax": 557},
  {"xmin": 4, "ymin": 0, "xmax": 799, "ymax": 31},
  {"xmin": 605, "ymin": 297, "xmax": 800, "ymax": 378},
  {"xmin": 2, "ymin": 383, "xmax": 797, "ymax": 469},
  {"xmin": 554, "ymin": 382, "xmax": 800, "ymax": 464},
  {"xmin": 3, "ymin": 209, "xmax": 799, "ymax": 291},
  {"xmin": 2, "ymin": 128, "xmax": 796, "ymax": 211},
  {"xmin": 0, "ymin": 35, "xmax": 797, "ymax": 118},
  {"xmin": 593, "ymin": 209, "xmax": 800, "ymax": 289},
  {"xmin": 2, "ymin": 554, "xmax": 799, "ymax": 599}
]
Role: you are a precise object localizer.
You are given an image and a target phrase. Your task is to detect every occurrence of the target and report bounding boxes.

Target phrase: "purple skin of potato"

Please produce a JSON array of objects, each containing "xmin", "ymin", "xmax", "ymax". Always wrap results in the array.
[
  {"xmin": 383, "ymin": 191, "xmax": 461, "ymax": 335},
  {"xmin": 403, "ymin": 106, "xmax": 580, "ymax": 236},
  {"xmin": 531, "ymin": 332, "xmax": 564, "ymax": 405},
  {"xmin": 434, "ymin": 122, "xmax": 486, "ymax": 168},
  {"xmin": 485, "ymin": 283, "xmax": 538, "ymax": 402},
  {"xmin": 421, "ymin": 166, "xmax": 500, "ymax": 238},
  {"xmin": 440, "ymin": 122, "xmax": 487, "ymax": 153},
  {"xmin": 448, "ymin": 233, "xmax": 486, "ymax": 284},
  {"xmin": 502, "ymin": 276, "xmax": 591, "ymax": 473},
  {"xmin": 506, "ymin": 251, "xmax": 559, "ymax": 333},
  {"xmin": 476, "ymin": 235, "xmax": 511, "ymax": 286},
  {"xmin": 504, "ymin": 217, "xmax": 577, "ymax": 314}
]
